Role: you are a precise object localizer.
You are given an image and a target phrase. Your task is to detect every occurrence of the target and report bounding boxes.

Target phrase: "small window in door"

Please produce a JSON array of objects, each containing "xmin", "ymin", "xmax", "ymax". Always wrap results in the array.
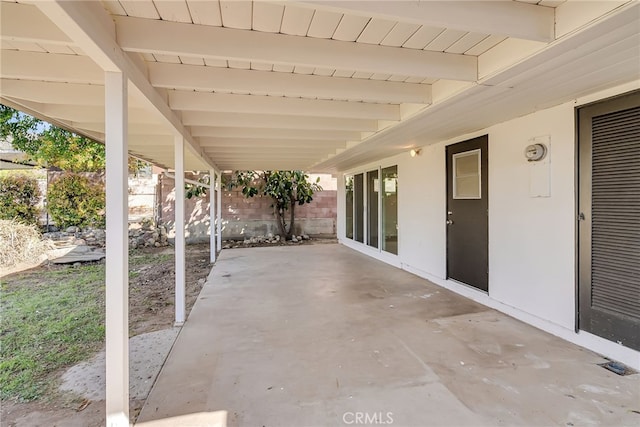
[{"xmin": 453, "ymin": 149, "xmax": 481, "ymax": 199}]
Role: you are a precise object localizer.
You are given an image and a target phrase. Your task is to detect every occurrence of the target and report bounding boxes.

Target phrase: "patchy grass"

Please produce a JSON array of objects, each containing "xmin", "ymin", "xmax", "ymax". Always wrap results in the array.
[
  {"xmin": 1, "ymin": 263, "xmax": 105, "ymax": 402},
  {"xmin": 0, "ymin": 246, "xmax": 204, "ymax": 404},
  {"xmin": 129, "ymin": 251, "xmax": 172, "ymax": 267}
]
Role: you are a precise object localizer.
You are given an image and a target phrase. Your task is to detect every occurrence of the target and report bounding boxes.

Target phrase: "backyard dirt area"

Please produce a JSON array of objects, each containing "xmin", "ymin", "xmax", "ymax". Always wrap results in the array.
[
  {"xmin": 1, "ymin": 244, "xmax": 212, "ymax": 427},
  {"xmin": 0, "ymin": 238, "xmax": 338, "ymax": 426}
]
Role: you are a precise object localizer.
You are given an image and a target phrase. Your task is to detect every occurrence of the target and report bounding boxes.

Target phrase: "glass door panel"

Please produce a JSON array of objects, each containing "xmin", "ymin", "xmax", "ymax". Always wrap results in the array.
[
  {"xmin": 354, "ymin": 173, "xmax": 364, "ymax": 243},
  {"xmin": 345, "ymin": 175, "xmax": 353, "ymax": 239},
  {"xmin": 382, "ymin": 166, "xmax": 398, "ymax": 254},
  {"xmin": 367, "ymin": 170, "xmax": 379, "ymax": 248}
]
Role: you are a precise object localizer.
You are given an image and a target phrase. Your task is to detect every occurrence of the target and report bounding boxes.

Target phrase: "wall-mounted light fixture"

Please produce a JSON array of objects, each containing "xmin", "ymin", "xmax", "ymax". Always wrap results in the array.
[{"xmin": 410, "ymin": 148, "xmax": 422, "ymax": 157}]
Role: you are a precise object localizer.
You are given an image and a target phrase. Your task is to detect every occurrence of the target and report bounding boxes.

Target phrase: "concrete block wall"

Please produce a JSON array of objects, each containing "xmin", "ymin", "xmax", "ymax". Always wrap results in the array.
[
  {"xmin": 159, "ymin": 172, "xmax": 337, "ymax": 242},
  {"xmin": 158, "ymin": 172, "xmax": 212, "ymax": 243},
  {"xmin": 220, "ymin": 173, "xmax": 337, "ymax": 239},
  {"xmin": 39, "ymin": 171, "xmax": 336, "ymax": 241}
]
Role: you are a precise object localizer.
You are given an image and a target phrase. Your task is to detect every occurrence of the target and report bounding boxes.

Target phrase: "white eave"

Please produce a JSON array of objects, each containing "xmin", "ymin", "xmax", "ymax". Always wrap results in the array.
[{"xmin": 0, "ymin": 0, "xmax": 638, "ymax": 172}]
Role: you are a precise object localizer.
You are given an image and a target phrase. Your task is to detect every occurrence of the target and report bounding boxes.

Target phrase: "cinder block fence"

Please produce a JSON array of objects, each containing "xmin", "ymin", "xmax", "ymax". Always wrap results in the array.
[{"xmin": 158, "ymin": 172, "xmax": 337, "ymax": 242}]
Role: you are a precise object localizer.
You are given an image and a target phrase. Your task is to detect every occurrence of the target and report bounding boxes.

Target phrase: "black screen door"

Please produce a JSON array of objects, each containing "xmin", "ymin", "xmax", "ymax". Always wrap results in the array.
[
  {"xmin": 446, "ymin": 135, "xmax": 489, "ymax": 291},
  {"xmin": 578, "ymin": 91, "xmax": 640, "ymax": 350}
]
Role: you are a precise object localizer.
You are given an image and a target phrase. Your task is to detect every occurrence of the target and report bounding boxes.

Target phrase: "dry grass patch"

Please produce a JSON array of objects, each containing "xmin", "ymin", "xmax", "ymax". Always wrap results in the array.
[{"xmin": 0, "ymin": 219, "xmax": 52, "ymax": 269}]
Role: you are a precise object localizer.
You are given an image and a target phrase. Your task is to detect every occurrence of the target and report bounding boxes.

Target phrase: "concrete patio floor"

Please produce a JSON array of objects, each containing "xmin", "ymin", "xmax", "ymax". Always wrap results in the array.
[{"xmin": 137, "ymin": 244, "xmax": 639, "ymax": 427}]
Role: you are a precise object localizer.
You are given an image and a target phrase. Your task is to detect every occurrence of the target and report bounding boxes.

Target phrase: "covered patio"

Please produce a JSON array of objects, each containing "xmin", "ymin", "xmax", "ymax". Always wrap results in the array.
[
  {"xmin": 2, "ymin": 1, "xmax": 639, "ymax": 425},
  {"xmin": 136, "ymin": 244, "xmax": 639, "ymax": 426}
]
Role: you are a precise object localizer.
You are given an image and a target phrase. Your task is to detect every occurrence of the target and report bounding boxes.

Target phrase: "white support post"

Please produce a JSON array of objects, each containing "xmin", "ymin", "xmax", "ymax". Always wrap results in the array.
[
  {"xmin": 104, "ymin": 71, "xmax": 129, "ymax": 427},
  {"xmin": 216, "ymin": 172, "xmax": 222, "ymax": 249},
  {"xmin": 209, "ymin": 169, "xmax": 216, "ymax": 263},
  {"xmin": 174, "ymin": 136, "xmax": 186, "ymax": 326}
]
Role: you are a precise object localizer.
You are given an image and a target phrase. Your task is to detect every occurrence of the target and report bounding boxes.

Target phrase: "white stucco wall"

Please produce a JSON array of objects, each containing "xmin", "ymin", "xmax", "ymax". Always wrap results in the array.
[
  {"xmin": 488, "ymin": 104, "xmax": 576, "ymax": 330},
  {"xmin": 337, "ymin": 81, "xmax": 640, "ymax": 367},
  {"xmin": 398, "ymin": 144, "xmax": 447, "ymax": 280}
]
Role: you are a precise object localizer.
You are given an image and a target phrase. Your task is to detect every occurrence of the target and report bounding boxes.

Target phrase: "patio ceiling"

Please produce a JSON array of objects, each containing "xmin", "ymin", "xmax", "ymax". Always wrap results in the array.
[{"xmin": 1, "ymin": 0, "xmax": 638, "ymax": 172}]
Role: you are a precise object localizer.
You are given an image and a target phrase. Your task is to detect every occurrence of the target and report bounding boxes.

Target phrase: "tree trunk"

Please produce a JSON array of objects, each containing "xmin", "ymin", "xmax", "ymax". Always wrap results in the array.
[
  {"xmin": 288, "ymin": 200, "xmax": 295, "ymax": 240},
  {"xmin": 275, "ymin": 206, "xmax": 287, "ymax": 239}
]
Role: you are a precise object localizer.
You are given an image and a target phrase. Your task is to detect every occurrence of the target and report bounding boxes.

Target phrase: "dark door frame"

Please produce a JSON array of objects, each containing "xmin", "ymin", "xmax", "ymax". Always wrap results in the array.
[
  {"xmin": 576, "ymin": 89, "xmax": 640, "ymax": 350},
  {"xmin": 445, "ymin": 135, "xmax": 489, "ymax": 292}
]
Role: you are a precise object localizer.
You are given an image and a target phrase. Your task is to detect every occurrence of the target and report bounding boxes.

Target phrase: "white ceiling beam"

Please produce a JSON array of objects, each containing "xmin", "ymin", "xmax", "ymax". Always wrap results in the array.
[
  {"xmin": 74, "ymin": 122, "xmax": 172, "ymax": 136},
  {"xmin": 189, "ymin": 127, "xmax": 361, "ymax": 141},
  {"xmin": 44, "ymin": 105, "xmax": 160, "ymax": 124},
  {"xmin": 116, "ymin": 16, "xmax": 477, "ymax": 81},
  {"xmin": 149, "ymin": 62, "xmax": 431, "ymax": 104},
  {"xmin": 32, "ymin": 1, "xmax": 216, "ymax": 171},
  {"xmin": 0, "ymin": 98, "xmax": 46, "ymax": 118},
  {"xmin": 217, "ymin": 163, "xmax": 316, "ymax": 171},
  {"xmin": 0, "ymin": 2, "xmax": 71, "ymax": 45},
  {"xmin": 0, "ymin": 79, "xmax": 145, "ymax": 108},
  {"xmin": 168, "ymin": 91, "xmax": 401, "ymax": 121},
  {"xmin": 153, "ymin": 147, "xmax": 331, "ymax": 158},
  {"xmin": 32, "ymin": 1, "xmax": 118, "ymax": 72},
  {"xmin": 1, "ymin": 79, "xmax": 105, "ymax": 105},
  {"xmin": 0, "ymin": 96, "xmax": 104, "ymax": 143},
  {"xmin": 198, "ymin": 138, "xmax": 346, "ymax": 149},
  {"xmin": 202, "ymin": 152, "xmax": 326, "ymax": 160},
  {"xmin": 203, "ymin": 147, "xmax": 335, "ymax": 155},
  {"xmin": 0, "ymin": 50, "xmax": 103, "ymax": 84},
  {"xmin": 294, "ymin": 0, "xmax": 555, "ymax": 42},
  {"xmin": 213, "ymin": 162, "xmax": 316, "ymax": 170},
  {"xmin": 6, "ymin": 99, "xmax": 160, "ymax": 125},
  {"xmin": 128, "ymin": 135, "xmax": 174, "ymax": 146},
  {"xmin": 182, "ymin": 112, "xmax": 379, "ymax": 131}
]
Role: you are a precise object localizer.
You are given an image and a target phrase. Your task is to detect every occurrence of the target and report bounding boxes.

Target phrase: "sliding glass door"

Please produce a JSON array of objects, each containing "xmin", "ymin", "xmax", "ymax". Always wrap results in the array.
[
  {"xmin": 382, "ymin": 166, "xmax": 398, "ymax": 255},
  {"xmin": 345, "ymin": 166, "xmax": 398, "ymax": 255},
  {"xmin": 345, "ymin": 176, "xmax": 353, "ymax": 239},
  {"xmin": 367, "ymin": 170, "xmax": 379, "ymax": 248},
  {"xmin": 353, "ymin": 173, "xmax": 364, "ymax": 243}
]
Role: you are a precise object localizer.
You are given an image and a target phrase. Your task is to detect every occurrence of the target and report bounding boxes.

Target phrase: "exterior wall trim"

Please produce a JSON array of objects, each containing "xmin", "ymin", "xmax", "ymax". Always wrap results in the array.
[{"xmin": 339, "ymin": 238, "xmax": 402, "ymax": 268}]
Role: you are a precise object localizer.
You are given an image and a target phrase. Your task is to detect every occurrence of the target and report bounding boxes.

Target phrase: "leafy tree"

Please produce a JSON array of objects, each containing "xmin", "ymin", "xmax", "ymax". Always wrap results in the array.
[
  {"xmin": 0, "ymin": 105, "xmax": 147, "ymax": 173},
  {"xmin": 47, "ymin": 174, "xmax": 105, "ymax": 228},
  {"xmin": 228, "ymin": 171, "xmax": 322, "ymax": 240},
  {"xmin": 185, "ymin": 174, "xmax": 211, "ymax": 199},
  {"xmin": 0, "ymin": 105, "xmax": 106, "ymax": 172},
  {"xmin": 0, "ymin": 174, "xmax": 41, "ymax": 225}
]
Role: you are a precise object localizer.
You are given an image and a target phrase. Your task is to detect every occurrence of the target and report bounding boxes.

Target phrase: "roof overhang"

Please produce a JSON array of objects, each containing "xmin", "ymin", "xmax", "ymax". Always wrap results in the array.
[{"xmin": 1, "ymin": 0, "xmax": 638, "ymax": 172}]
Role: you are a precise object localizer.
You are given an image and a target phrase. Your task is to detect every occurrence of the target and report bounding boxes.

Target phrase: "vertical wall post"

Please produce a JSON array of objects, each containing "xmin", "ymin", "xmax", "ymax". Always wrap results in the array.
[
  {"xmin": 104, "ymin": 71, "xmax": 129, "ymax": 427},
  {"xmin": 174, "ymin": 136, "xmax": 186, "ymax": 326},
  {"xmin": 378, "ymin": 167, "xmax": 383, "ymax": 250},
  {"xmin": 216, "ymin": 172, "xmax": 222, "ymax": 249},
  {"xmin": 209, "ymin": 169, "xmax": 216, "ymax": 263}
]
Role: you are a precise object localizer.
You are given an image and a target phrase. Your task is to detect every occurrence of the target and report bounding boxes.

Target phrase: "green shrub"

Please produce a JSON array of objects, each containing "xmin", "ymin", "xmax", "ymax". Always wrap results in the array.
[
  {"xmin": 0, "ymin": 174, "xmax": 41, "ymax": 225},
  {"xmin": 47, "ymin": 173, "xmax": 105, "ymax": 228}
]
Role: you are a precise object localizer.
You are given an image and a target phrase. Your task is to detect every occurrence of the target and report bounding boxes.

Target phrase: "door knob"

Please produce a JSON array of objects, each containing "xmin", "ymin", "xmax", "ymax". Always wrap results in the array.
[{"xmin": 446, "ymin": 219, "xmax": 453, "ymax": 225}]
